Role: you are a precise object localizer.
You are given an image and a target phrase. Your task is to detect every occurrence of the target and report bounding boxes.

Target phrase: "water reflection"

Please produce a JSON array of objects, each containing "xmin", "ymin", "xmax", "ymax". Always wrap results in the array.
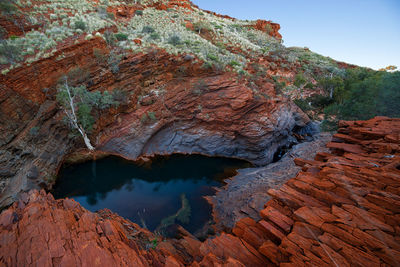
[{"xmin": 52, "ymin": 154, "xmax": 251, "ymax": 235}]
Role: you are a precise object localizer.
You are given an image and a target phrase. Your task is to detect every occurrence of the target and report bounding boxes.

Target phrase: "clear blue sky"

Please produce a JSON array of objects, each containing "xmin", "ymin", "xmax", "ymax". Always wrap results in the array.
[{"xmin": 192, "ymin": 0, "xmax": 400, "ymax": 70}]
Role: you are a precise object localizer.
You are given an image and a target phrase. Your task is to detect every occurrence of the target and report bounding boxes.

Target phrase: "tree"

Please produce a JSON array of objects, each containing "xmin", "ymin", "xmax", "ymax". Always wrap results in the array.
[
  {"xmin": 56, "ymin": 76, "xmax": 118, "ymax": 151},
  {"xmin": 0, "ymin": 0, "xmax": 17, "ymax": 15},
  {"xmin": 0, "ymin": 40, "xmax": 22, "ymax": 64},
  {"xmin": 193, "ymin": 21, "xmax": 209, "ymax": 34},
  {"xmin": 318, "ymin": 75, "xmax": 345, "ymax": 103}
]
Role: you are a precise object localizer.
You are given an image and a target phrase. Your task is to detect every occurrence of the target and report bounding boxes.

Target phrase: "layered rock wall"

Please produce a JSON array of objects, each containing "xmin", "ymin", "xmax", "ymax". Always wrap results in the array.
[
  {"xmin": 1, "ymin": 117, "xmax": 399, "ymax": 266},
  {"xmin": 0, "ymin": 35, "xmax": 308, "ymax": 208}
]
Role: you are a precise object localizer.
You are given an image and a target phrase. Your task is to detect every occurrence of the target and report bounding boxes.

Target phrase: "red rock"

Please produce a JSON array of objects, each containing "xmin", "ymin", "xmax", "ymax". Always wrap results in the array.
[
  {"xmin": 327, "ymin": 142, "xmax": 365, "ymax": 154},
  {"xmin": 365, "ymin": 193, "xmax": 400, "ymax": 213},
  {"xmin": 165, "ymin": 256, "xmax": 184, "ymax": 267},
  {"xmin": 341, "ymin": 204, "xmax": 394, "ymax": 232},
  {"xmin": 258, "ymin": 220, "xmax": 285, "ymax": 244},
  {"xmin": 0, "ymin": 209, "xmax": 16, "ymax": 227},
  {"xmin": 292, "ymin": 222, "xmax": 322, "ymax": 239},
  {"xmin": 2, "ymin": 114, "xmax": 400, "ymax": 266},
  {"xmin": 319, "ymin": 233, "xmax": 381, "ymax": 266},
  {"xmin": 294, "ymin": 158, "xmax": 323, "ymax": 167},
  {"xmin": 258, "ymin": 240, "xmax": 286, "ymax": 265},
  {"xmin": 185, "ymin": 22, "xmax": 194, "ymax": 31},
  {"xmin": 251, "ymin": 20, "xmax": 282, "ymax": 39},
  {"xmin": 294, "ymin": 206, "xmax": 336, "ymax": 228},
  {"xmin": 259, "ymin": 206, "xmax": 293, "ymax": 233},
  {"xmin": 311, "ymin": 243, "xmax": 350, "ymax": 267},
  {"xmin": 133, "ymin": 38, "xmax": 142, "ymax": 45},
  {"xmin": 199, "ymin": 233, "xmax": 269, "ymax": 266}
]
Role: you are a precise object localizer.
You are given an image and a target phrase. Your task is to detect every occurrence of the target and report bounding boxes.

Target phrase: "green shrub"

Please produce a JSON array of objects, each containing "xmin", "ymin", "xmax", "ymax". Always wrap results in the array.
[
  {"xmin": 201, "ymin": 61, "xmax": 212, "ymax": 70},
  {"xmin": 168, "ymin": 34, "xmax": 181, "ymax": 46},
  {"xmin": 149, "ymin": 32, "xmax": 160, "ymax": 40},
  {"xmin": 140, "ymin": 112, "xmax": 157, "ymax": 124},
  {"xmin": 229, "ymin": 60, "xmax": 240, "ymax": 67},
  {"xmin": 93, "ymin": 48, "xmax": 108, "ymax": 65},
  {"xmin": 274, "ymin": 81, "xmax": 286, "ymax": 94},
  {"xmin": 0, "ymin": 40, "xmax": 23, "ymax": 64},
  {"xmin": 0, "ymin": 0, "xmax": 17, "ymax": 14},
  {"xmin": 114, "ymin": 32, "xmax": 128, "ymax": 41},
  {"xmin": 142, "ymin": 26, "xmax": 155, "ymax": 34},
  {"xmin": 207, "ymin": 54, "xmax": 218, "ymax": 61},
  {"xmin": 309, "ymin": 94, "xmax": 332, "ymax": 108},
  {"xmin": 104, "ymin": 30, "xmax": 117, "ymax": 46},
  {"xmin": 74, "ymin": 20, "xmax": 86, "ymax": 31},
  {"xmin": 294, "ymin": 73, "xmax": 307, "ymax": 87},
  {"xmin": 108, "ymin": 51, "xmax": 122, "ymax": 74},
  {"xmin": 293, "ymin": 99, "xmax": 311, "ymax": 112},
  {"xmin": 314, "ymin": 68, "xmax": 400, "ymax": 132},
  {"xmin": 148, "ymin": 111, "xmax": 157, "ymax": 121},
  {"xmin": 238, "ymin": 69, "xmax": 248, "ymax": 77},
  {"xmin": 140, "ymin": 113, "xmax": 148, "ymax": 123},
  {"xmin": 135, "ymin": 10, "xmax": 143, "ymax": 16},
  {"xmin": 56, "ymin": 81, "xmax": 116, "ymax": 135},
  {"xmin": 107, "ymin": 12, "xmax": 115, "ymax": 20},
  {"xmin": 304, "ymin": 82, "xmax": 314, "ymax": 89},
  {"xmin": 0, "ymin": 26, "xmax": 6, "ymax": 39},
  {"xmin": 111, "ymin": 89, "xmax": 128, "ymax": 105},
  {"xmin": 294, "ymin": 95, "xmax": 332, "ymax": 112}
]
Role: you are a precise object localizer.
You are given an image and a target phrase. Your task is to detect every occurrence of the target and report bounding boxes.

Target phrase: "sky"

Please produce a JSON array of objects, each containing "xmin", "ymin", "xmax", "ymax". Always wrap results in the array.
[{"xmin": 192, "ymin": 0, "xmax": 400, "ymax": 70}]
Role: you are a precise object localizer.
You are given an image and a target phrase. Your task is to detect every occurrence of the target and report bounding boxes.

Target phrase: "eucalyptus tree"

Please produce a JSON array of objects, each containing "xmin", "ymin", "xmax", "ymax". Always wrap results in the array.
[{"xmin": 56, "ymin": 76, "xmax": 117, "ymax": 151}]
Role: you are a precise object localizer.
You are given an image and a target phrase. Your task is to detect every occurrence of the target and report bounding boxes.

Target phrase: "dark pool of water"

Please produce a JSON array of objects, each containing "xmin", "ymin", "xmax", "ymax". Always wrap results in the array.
[{"xmin": 52, "ymin": 154, "xmax": 251, "ymax": 236}]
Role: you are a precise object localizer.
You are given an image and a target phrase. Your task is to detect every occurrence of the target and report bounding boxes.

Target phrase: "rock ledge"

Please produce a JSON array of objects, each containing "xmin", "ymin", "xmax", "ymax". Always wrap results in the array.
[{"xmin": 1, "ymin": 116, "xmax": 399, "ymax": 266}]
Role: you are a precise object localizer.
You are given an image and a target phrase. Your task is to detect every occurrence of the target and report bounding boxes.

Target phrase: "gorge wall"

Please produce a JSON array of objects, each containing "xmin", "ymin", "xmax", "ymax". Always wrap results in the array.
[
  {"xmin": 0, "ymin": 0, "xmax": 356, "ymax": 208},
  {"xmin": 0, "ymin": 34, "xmax": 309, "ymax": 208},
  {"xmin": 1, "ymin": 117, "xmax": 399, "ymax": 266}
]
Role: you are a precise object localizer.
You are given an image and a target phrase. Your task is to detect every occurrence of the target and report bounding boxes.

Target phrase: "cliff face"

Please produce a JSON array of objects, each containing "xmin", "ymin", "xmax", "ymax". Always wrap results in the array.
[
  {"xmin": 1, "ymin": 117, "xmax": 399, "ymax": 266},
  {"xmin": 0, "ymin": 0, "xmax": 319, "ymax": 208},
  {"xmin": 0, "ymin": 32, "xmax": 309, "ymax": 207}
]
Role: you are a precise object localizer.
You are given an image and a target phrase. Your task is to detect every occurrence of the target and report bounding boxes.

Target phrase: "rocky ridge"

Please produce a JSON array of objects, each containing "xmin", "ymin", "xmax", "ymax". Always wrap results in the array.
[{"xmin": 1, "ymin": 116, "xmax": 399, "ymax": 266}]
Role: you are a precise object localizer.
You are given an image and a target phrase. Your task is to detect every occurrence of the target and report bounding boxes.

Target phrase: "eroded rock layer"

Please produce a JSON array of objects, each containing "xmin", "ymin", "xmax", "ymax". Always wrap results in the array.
[
  {"xmin": 234, "ymin": 116, "xmax": 400, "ymax": 266},
  {"xmin": 1, "ymin": 116, "xmax": 399, "ymax": 266},
  {"xmin": 210, "ymin": 132, "xmax": 332, "ymax": 230},
  {"xmin": 0, "ymin": 35, "xmax": 309, "ymax": 208}
]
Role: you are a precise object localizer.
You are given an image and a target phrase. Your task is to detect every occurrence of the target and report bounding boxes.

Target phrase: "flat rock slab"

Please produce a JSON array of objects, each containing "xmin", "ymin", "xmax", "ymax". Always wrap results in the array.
[{"xmin": 211, "ymin": 132, "xmax": 332, "ymax": 229}]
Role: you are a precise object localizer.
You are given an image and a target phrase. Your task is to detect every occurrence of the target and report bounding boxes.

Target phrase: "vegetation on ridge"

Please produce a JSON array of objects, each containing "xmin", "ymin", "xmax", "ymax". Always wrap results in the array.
[
  {"xmin": 294, "ymin": 68, "xmax": 400, "ymax": 131},
  {"xmin": 1, "ymin": 0, "xmax": 398, "ymax": 133}
]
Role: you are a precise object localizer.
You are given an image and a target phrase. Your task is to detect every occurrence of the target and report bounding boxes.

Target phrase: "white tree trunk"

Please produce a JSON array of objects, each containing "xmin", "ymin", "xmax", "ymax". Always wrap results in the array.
[
  {"xmin": 63, "ymin": 80, "xmax": 95, "ymax": 151},
  {"xmin": 81, "ymin": 130, "xmax": 95, "ymax": 151}
]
